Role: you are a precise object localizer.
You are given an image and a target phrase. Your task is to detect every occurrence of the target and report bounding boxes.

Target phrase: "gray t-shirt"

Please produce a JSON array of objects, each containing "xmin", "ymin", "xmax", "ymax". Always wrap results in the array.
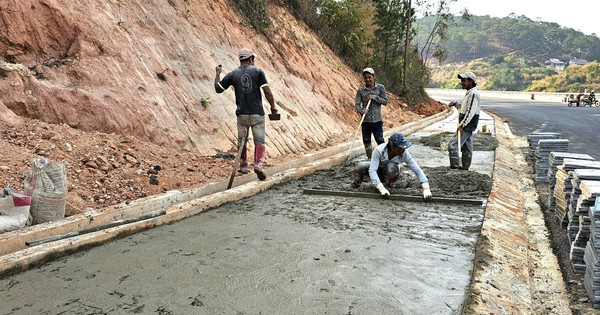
[{"xmin": 218, "ymin": 65, "xmax": 269, "ymax": 116}]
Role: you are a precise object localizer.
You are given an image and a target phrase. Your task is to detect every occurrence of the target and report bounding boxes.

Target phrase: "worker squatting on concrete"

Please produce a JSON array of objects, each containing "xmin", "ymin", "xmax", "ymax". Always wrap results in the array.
[
  {"xmin": 214, "ymin": 47, "xmax": 278, "ymax": 180},
  {"xmin": 351, "ymin": 133, "xmax": 432, "ymax": 200},
  {"xmin": 448, "ymin": 71, "xmax": 481, "ymax": 171},
  {"xmin": 354, "ymin": 67, "xmax": 388, "ymax": 159}
]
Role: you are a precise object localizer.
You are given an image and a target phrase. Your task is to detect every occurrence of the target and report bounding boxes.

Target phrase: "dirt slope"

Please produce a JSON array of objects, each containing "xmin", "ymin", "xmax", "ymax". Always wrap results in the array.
[
  {"xmin": 0, "ymin": 1, "xmax": 444, "ymax": 214},
  {"xmin": 0, "ymin": 0, "xmax": 432, "ymax": 158}
]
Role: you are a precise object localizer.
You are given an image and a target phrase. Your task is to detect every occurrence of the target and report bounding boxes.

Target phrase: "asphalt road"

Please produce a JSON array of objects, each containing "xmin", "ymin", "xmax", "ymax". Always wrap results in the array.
[{"xmin": 433, "ymin": 93, "xmax": 600, "ymax": 159}]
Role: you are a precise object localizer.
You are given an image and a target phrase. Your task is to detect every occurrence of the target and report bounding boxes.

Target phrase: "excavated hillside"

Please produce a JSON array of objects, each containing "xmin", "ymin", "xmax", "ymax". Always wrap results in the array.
[{"xmin": 0, "ymin": 0, "xmax": 438, "ymax": 157}]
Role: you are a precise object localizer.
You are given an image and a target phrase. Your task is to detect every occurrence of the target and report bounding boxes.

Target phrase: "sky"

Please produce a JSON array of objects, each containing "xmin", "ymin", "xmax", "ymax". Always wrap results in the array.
[{"xmin": 448, "ymin": 0, "xmax": 599, "ymax": 36}]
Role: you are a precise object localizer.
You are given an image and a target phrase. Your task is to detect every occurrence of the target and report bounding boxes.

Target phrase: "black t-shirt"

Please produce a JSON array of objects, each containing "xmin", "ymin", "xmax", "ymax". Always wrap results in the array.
[{"xmin": 218, "ymin": 65, "xmax": 268, "ymax": 116}]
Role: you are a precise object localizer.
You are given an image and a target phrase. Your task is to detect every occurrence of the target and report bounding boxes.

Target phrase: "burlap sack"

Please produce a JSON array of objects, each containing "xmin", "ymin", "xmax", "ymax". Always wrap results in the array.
[{"xmin": 24, "ymin": 158, "xmax": 68, "ymax": 224}]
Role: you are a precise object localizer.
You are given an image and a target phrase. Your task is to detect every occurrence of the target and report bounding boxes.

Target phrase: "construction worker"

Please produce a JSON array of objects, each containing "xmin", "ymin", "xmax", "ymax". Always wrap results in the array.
[
  {"xmin": 351, "ymin": 133, "xmax": 432, "ymax": 200},
  {"xmin": 448, "ymin": 71, "xmax": 480, "ymax": 171},
  {"xmin": 354, "ymin": 67, "xmax": 388, "ymax": 159},
  {"xmin": 214, "ymin": 47, "xmax": 277, "ymax": 180}
]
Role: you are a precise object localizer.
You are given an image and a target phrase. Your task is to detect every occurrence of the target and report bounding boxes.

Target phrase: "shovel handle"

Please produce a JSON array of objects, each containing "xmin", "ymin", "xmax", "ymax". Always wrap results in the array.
[
  {"xmin": 227, "ymin": 131, "xmax": 248, "ymax": 190},
  {"xmin": 457, "ymin": 129, "xmax": 462, "ymax": 156},
  {"xmin": 345, "ymin": 99, "xmax": 371, "ymax": 159}
]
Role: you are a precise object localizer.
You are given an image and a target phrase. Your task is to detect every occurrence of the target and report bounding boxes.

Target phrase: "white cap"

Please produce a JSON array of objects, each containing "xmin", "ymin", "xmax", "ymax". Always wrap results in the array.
[
  {"xmin": 238, "ymin": 47, "xmax": 257, "ymax": 60},
  {"xmin": 362, "ymin": 67, "xmax": 375, "ymax": 75},
  {"xmin": 457, "ymin": 71, "xmax": 476, "ymax": 81}
]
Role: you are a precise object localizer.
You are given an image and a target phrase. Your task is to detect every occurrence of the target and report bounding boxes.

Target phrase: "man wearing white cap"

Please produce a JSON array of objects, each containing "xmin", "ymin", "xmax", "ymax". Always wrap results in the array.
[
  {"xmin": 215, "ymin": 47, "xmax": 277, "ymax": 180},
  {"xmin": 354, "ymin": 67, "xmax": 388, "ymax": 159},
  {"xmin": 448, "ymin": 71, "xmax": 480, "ymax": 170}
]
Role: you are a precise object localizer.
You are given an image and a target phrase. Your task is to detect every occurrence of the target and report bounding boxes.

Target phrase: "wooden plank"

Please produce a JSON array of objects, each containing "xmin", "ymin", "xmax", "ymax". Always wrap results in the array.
[{"xmin": 303, "ymin": 189, "xmax": 485, "ymax": 206}]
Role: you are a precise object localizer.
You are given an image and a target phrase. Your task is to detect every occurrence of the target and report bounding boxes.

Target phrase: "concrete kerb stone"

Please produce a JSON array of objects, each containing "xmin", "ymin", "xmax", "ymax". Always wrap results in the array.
[{"xmin": 0, "ymin": 109, "xmax": 452, "ymax": 277}]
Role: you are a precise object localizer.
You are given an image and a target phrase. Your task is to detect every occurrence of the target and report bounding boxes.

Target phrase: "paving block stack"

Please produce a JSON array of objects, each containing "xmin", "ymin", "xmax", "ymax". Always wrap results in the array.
[
  {"xmin": 534, "ymin": 139, "xmax": 569, "ymax": 182},
  {"xmin": 555, "ymin": 160, "xmax": 600, "ymax": 227},
  {"xmin": 527, "ymin": 132, "xmax": 561, "ymax": 162},
  {"xmin": 548, "ymin": 153, "xmax": 595, "ymax": 211},
  {"xmin": 585, "ymin": 197, "xmax": 600, "ymax": 308},
  {"xmin": 568, "ymin": 172, "xmax": 600, "ymax": 242},
  {"xmin": 572, "ymin": 181, "xmax": 600, "ymax": 274}
]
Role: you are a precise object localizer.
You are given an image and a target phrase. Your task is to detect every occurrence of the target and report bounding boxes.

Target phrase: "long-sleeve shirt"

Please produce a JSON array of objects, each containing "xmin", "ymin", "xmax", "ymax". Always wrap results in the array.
[
  {"xmin": 369, "ymin": 142, "xmax": 428, "ymax": 186},
  {"xmin": 354, "ymin": 83, "xmax": 388, "ymax": 123},
  {"xmin": 458, "ymin": 87, "xmax": 481, "ymax": 130}
]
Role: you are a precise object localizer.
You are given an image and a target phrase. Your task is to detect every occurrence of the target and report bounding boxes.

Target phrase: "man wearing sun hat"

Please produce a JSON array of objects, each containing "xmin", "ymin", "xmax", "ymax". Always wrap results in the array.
[
  {"xmin": 214, "ymin": 47, "xmax": 278, "ymax": 181},
  {"xmin": 351, "ymin": 132, "xmax": 432, "ymax": 200},
  {"xmin": 354, "ymin": 67, "xmax": 389, "ymax": 159},
  {"xmin": 448, "ymin": 71, "xmax": 480, "ymax": 171}
]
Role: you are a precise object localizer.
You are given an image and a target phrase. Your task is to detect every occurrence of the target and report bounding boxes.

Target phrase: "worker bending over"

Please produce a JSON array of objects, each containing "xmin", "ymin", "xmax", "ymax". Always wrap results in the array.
[{"xmin": 351, "ymin": 133, "xmax": 432, "ymax": 200}]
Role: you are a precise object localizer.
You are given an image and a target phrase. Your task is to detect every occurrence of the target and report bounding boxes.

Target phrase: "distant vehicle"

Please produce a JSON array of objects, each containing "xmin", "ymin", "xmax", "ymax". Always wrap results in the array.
[
  {"xmin": 565, "ymin": 93, "xmax": 599, "ymax": 107},
  {"xmin": 580, "ymin": 96, "xmax": 599, "ymax": 107}
]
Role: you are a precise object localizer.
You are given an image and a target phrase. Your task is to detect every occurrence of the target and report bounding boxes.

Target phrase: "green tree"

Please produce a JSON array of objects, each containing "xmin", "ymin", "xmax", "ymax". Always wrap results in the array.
[{"xmin": 318, "ymin": 0, "xmax": 375, "ymax": 68}]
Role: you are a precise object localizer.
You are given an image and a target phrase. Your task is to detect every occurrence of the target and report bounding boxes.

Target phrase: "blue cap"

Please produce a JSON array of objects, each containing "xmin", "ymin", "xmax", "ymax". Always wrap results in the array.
[{"xmin": 388, "ymin": 133, "xmax": 412, "ymax": 149}]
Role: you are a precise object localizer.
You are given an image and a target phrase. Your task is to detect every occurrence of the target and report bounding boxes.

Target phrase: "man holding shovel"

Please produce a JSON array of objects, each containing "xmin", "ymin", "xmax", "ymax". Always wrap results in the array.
[
  {"xmin": 448, "ymin": 71, "xmax": 480, "ymax": 171},
  {"xmin": 215, "ymin": 47, "xmax": 278, "ymax": 181},
  {"xmin": 354, "ymin": 67, "xmax": 388, "ymax": 159}
]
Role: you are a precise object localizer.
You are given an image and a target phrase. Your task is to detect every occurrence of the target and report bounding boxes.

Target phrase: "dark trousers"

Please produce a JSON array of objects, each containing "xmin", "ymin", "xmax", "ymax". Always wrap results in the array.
[{"xmin": 361, "ymin": 121, "xmax": 384, "ymax": 148}]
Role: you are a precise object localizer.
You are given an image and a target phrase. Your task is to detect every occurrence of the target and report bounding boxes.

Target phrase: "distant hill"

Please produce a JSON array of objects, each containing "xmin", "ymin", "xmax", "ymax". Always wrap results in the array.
[{"xmin": 416, "ymin": 14, "xmax": 600, "ymax": 64}]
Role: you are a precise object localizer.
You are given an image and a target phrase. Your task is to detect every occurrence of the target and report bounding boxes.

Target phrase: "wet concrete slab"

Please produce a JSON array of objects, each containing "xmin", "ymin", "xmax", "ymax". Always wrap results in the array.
[{"xmin": 0, "ymin": 109, "xmax": 495, "ymax": 314}]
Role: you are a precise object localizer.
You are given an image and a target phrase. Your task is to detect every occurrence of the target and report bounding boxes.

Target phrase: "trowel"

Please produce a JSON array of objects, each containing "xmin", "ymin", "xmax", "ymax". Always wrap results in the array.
[{"xmin": 268, "ymin": 112, "xmax": 281, "ymax": 121}]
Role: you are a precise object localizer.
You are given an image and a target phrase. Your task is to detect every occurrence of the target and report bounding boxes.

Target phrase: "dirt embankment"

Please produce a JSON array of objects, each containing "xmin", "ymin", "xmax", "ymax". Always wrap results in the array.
[
  {"xmin": 0, "ymin": 0, "xmax": 438, "ymax": 158},
  {"xmin": 0, "ymin": 1, "xmax": 445, "ymax": 216}
]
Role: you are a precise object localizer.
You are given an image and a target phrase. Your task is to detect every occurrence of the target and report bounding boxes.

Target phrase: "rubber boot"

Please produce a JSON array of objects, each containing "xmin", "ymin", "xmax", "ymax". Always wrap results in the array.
[
  {"xmin": 254, "ymin": 143, "xmax": 267, "ymax": 180},
  {"xmin": 461, "ymin": 155, "xmax": 472, "ymax": 171},
  {"xmin": 239, "ymin": 143, "xmax": 248, "ymax": 174},
  {"xmin": 449, "ymin": 157, "xmax": 460, "ymax": 169},
  {"xmin": 365, "ymin": 145, "xmax": 373, "ymax": 160}
]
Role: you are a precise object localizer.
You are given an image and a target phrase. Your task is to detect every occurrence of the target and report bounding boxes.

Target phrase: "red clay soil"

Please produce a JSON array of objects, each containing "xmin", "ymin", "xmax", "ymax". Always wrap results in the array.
[{"xmin": 0, "ymin": 100, "xmax": 447, "ymax": 217}]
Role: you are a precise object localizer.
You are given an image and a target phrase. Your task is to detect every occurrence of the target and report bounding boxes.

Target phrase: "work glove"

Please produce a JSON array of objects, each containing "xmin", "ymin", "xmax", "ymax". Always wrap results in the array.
[
  {"xmin": 376, "ymin": 183, "xmax": 390, "ymax": 198},
  {"xmin": 421, "ymin": 183, "xmax": 432, "ymax": 201}
]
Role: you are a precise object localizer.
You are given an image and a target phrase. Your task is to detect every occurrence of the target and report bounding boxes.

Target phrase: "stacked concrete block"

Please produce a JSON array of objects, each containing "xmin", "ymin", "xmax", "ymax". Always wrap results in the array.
[
  {"xmin": 534, "ymin": 139, "xmax": 569, "ymax": 182},
  {"xmin": 527, "ymin": 132, "xmax": 561, "ymax": 162},
  {"xmin": 548, "ymin": 153, "xmax": 595, "ymax": 211},
  {"xmin": 570, "ymin": 179, "xmax": 600, "ymax": 274},
  {"xmin": 555, "ymin": 160, "xmax": 600, "ymax": 227},
  {"xmin": 585, "ymin": 197, "xmax": 600, "ymax": 308}
]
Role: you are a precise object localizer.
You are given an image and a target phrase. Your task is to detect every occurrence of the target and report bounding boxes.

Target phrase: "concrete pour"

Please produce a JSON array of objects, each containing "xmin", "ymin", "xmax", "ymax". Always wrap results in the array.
[{"xmin": 0, "ymin": 111, "xmax": 497, "ymax": 314}]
